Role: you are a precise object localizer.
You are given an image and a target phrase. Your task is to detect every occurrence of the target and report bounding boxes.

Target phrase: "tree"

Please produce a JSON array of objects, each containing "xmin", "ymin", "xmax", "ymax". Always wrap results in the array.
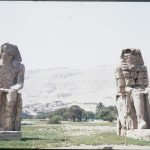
[
  {"xmin": 82, "ymin": 111, "xmax": 95, "ymax": 121},
  {"xmin": 48, "ymin": 108, "xmax": 70, "ymax": 121},
  {"xmin": 69, "ymin": 105, "xmax": 84, "ymax": 122},
  {"xmin": 54, "ymin": 108, "xmax": 68, "ymax": 117},
  {"xmin": 96, "ymin": 102, "xmax": 104, "ymax": 113},
  {"xmin": 96, "ymin": 102, "xmax": 117, "ymax": 122},
  {"xmin": 62, "ymin": 111, "xmax": 70, "ymax": 121}
]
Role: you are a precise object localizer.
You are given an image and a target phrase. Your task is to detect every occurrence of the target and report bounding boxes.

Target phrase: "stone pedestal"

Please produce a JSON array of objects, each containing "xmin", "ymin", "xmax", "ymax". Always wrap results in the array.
[
  {"xmin": 0, "ymin": 131, "xmax": 22, "ymax": 140},
  {"xmin": 126, "ymin": 129, "xmax": 150, "ymax": 141}
]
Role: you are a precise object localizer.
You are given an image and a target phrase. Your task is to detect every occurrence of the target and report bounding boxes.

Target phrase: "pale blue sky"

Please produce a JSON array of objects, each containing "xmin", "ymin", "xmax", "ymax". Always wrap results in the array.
[{"xmin": 0, "ymin": 2, "xmax": 150, "ymax": 70}]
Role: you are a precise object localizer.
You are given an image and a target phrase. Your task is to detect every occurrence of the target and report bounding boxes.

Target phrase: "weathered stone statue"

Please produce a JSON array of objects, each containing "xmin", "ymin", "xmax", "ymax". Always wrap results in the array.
[
  {"xmin": 115, "ymin": 49, "xmax": 150, "ymax": 136},
  {"xmin": 0, "ymin": 43, "xmax": 25, "ymax": 139}
]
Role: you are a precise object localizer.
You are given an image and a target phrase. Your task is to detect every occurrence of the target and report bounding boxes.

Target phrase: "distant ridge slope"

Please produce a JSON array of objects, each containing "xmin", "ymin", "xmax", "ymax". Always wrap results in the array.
[{"xmin": 22, "ymin": 65, "xmax": 117, "ymax": 107}]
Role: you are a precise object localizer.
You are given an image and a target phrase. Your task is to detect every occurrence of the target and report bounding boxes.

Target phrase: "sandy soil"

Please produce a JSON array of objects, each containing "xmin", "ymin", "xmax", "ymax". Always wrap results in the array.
[{"xmin": 52, "ymin": 144, "xmax": 150, "ymax": 149}]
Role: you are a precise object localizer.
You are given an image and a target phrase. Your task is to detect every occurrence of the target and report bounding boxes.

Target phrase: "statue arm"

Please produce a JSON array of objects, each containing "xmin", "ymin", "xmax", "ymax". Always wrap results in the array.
[
  {"xmin": 10, "ymin": 64, "xmax": 25, "ymax": 91},
  {"xmin": 145, "ymin": 66, "xmax": 149, "ymax": 87},
  {"xmin": 125, "ymin": 87, "xmax": 133, "ymax": 94}
]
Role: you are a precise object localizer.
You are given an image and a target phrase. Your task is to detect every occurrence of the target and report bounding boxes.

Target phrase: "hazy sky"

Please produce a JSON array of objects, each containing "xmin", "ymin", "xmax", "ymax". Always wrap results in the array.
[{"xmin": 0, "ymin": 2, "xmax": 150, "ymax": 70}]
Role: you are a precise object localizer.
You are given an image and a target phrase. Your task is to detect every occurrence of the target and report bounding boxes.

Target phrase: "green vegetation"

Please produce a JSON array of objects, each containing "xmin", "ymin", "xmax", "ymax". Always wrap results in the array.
[
  {"xmin": 95, "ymin": 103, "xmax": 117, "ymax": 122},
  {"xmin": 0, "ymin": 119, "xmax": 149, "ymax": 149},
  {"xmin": 48, "ymin": 115, "xmax": 62, "ymax": 124},
  {"xmin": 24, "ymin": 103, "xmax": 117, "ymax": 123},
  {"xmin": 44, "ymin": 103, "xmax": 117, "ymax": 124},
  {"xmin": 46, "ymin": 105, "xmax": 95, "ymax": 123},
  {"xmin": 69, "ymin": 105, "xmax": 84, "ymax": 122}
]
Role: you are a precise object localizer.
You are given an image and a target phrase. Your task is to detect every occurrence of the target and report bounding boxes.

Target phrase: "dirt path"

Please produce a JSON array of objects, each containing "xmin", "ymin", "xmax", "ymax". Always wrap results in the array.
[{"xmin": 53, "ymin": 144, "xmax": 150, "ymax": 149}]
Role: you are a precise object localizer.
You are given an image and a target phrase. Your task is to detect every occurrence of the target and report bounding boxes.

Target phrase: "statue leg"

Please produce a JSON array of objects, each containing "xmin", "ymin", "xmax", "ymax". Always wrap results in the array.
[
  {"xmin": 126, "ymin": 94, "xmax": 137, "ymax": 129},
  {"xmin": 0, "ymin": 92, "xmax": 3, "ymax": 129},
  {"xmin": 116, "ymin": 95, "xmax": 127, "ymax": 135},
  {"xmin": 5, "ymin": 90, "xmax": 17, "ymax": 131},
  {"xmin": 117, "ymin": 118, "xmax": 121, "ymax": 135},
  {"xmin": 146, "ymin": 94, "xmax": 150, "ymax": 127},
  {"xmin": 131, "ymin": 91, "xmax": 147, "ymax": 129}
]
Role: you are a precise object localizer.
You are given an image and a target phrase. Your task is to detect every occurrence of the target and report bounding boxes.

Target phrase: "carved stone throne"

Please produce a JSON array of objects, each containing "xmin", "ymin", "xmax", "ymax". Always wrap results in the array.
[{"xmin": 0, "ymin": 92, "xmax": 22, "ymax": 131}]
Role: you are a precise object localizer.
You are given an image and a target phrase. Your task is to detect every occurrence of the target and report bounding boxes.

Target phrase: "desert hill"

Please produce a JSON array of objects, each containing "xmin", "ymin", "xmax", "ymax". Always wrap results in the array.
[
  {"xmin": 22, "ymin": 64, "xmax": 150, "ymax": 114},
  {"xmin": 22, "ymin": 65, "xmax": 118, "ymax": 114}
]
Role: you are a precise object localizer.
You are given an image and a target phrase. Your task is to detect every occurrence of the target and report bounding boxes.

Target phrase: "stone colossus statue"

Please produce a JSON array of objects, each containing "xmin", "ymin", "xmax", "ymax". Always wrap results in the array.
[
  {"xmin": 0, "ymin": 43, "xmax": 25, "ymax": 131},
  {"xmin": 115, "ymin": 49, "xmax": 150, "ymax": 135}
]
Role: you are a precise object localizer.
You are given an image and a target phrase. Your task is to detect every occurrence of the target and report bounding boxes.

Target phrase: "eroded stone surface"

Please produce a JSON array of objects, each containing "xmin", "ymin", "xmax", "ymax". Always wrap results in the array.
[{"xmin": 115, "ymin": 49, "xmax": 150, "ymax": 136}]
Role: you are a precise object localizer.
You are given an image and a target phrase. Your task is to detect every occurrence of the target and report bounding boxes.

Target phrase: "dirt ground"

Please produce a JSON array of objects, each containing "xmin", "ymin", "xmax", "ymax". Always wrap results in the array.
[{"xmin": 53, "ymin": 144, "xmax": 150, "ymax": 149}]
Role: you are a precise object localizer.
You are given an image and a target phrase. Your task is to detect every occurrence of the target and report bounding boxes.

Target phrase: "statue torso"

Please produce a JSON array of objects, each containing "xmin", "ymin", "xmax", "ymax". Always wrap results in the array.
[
  {"xmin": 0, "ymin": 65, "xmax": 16, "ymax": 89},
  {"xmin": 116, "ymin": 65, "xmax": 149, "ymax": 93}
]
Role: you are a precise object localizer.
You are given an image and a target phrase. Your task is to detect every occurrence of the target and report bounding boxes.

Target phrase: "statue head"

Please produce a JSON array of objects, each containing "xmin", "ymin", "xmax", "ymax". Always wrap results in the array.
[
  {"xmin": 0, "ymin": 43, "xmax": 22, "ymax": 65},
  {"xmin": 120, "ymin": 48, "xmax": 144, "ymax": 66}
]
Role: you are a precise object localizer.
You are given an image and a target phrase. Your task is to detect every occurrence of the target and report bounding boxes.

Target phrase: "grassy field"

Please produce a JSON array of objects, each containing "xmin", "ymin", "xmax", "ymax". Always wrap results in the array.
[{"xmin": 0, "ymin": 119, "xmax": 150, "ymax": 149}]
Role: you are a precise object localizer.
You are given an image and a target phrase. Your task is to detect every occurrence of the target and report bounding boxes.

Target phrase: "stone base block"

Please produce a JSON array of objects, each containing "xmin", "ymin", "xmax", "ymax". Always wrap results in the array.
[
  {"xmin": 126, "ymin": 129, "xmax": 150, "ymax": 141},
  {"xmin": 0, "ymin": 131, "xmax": 22, "ymax": 140}
]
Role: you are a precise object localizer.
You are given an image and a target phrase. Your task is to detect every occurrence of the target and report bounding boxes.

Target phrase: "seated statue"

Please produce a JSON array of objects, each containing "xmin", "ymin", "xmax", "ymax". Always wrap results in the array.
[
  {"xmin": 115, "ymin": 49, "xmax": 150, "ymax": 135},
  {"xmin": 0, "ymin": 43, "xmax": 25, "ymax": 131}
]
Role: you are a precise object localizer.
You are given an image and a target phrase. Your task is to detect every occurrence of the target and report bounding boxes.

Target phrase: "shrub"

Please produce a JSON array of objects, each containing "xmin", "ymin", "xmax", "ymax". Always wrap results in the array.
[{"xmin": 47, "ymin": 115, "xmax": 62, "ymax": 124}]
